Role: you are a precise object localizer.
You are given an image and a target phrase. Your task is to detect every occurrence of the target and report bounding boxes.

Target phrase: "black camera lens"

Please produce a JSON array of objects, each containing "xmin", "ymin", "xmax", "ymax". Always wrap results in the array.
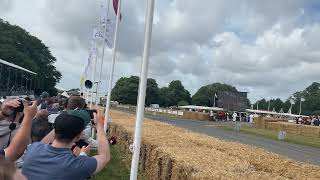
[{"xmin": 15, "ymin": 100, "xmax": 24, "ymax": 113}]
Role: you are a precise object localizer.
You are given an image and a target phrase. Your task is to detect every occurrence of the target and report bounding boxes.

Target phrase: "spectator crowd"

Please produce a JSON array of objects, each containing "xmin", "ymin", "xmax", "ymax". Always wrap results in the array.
[
  {"xmin": 296, "ymin": 116, "xmax": 320, "ymax": 126},
  {"xmin": 0, "ymin": 92, "xmax": 112, "ymax": 180}
]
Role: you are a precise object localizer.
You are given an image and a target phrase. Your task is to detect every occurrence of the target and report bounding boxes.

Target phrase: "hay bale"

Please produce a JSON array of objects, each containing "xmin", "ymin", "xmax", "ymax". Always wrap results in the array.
[{"xmin": 108, "ymin": 110, "xmax": 320, "ymax": 180}]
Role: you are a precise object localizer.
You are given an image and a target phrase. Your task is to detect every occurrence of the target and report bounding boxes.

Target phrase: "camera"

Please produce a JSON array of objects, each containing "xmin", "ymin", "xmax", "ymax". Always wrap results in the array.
[
  {"xmin": 15, "ymin": 99, "xmax": 33, "ymax": 113},
  {"xmin": 15, "ymin": 100, "xmax": 24, "ymax": 113}
]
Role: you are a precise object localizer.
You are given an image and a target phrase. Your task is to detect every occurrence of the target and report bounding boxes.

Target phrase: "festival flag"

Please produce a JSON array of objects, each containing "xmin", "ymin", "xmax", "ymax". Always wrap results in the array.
[
  {"xmin": 301, "ymin": 97, "xmax": 305, "ymax": 102},
  {"xmin": 80, "ymin": 74, "xmax": 85, "ymax": 85},
  {"xmin": 113, "ymin": 0, "xmax": 122, "ymax": 20},
  {"xmin": 97, "ymin": 1, "xmax": 117, "ymax": 48}
]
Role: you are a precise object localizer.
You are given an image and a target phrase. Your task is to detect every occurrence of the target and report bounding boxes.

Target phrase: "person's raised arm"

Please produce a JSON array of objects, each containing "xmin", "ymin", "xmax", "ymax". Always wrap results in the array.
[
  {"xmin": 93, "ymin": 112, "xmax": 110, "ymax": 175},
  {"xmin": 4, "ymin": 101, "xmax": 37, "ymax": 161}
]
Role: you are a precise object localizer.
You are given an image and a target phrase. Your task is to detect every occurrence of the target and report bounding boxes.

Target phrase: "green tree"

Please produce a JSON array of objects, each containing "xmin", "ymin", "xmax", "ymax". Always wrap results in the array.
[
  {"xmin": 270, "ymin": 98, "xmax": 284, "ymax": 112},
  {"xmin": 192, "ymin": 83, "xmax": 238, "ymax": 106},
  {"xmin": 159, "ymin": 87, "xmax": 170, "ymax": 107},
  {"xmin": 158, "ymin": 80, "xmax": 191, "ymax": 107},
  {"xmin": 111, "ymin": 76, "xmax": 160, "ymax": 106},
  {"xmin": 0, "ymin": 19, "xmax": 61, "ymax": 95}
]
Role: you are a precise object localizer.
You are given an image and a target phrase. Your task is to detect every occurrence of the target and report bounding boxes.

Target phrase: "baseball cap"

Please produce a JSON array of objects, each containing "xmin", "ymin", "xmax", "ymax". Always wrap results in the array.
[
  {"xmin": 41, "ymin": 92, "xmax": 50, "ymax": 98},
  {"xmin": 54, "ymin": 113, "xmax": 86, "ymax": 140},
  {"xmin": 66, "ymin": 110, "xmax": 91, "ymax": 126}
]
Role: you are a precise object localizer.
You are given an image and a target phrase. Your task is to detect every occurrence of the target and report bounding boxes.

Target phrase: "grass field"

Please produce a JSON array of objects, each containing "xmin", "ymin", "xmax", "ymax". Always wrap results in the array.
[
  {"xmin": 92, "ymin": 145, "xmax": 130, "ymax": 180},
  {"xmin": 218, "ymin": 124, "xmax": 320, "ymax": 148}
]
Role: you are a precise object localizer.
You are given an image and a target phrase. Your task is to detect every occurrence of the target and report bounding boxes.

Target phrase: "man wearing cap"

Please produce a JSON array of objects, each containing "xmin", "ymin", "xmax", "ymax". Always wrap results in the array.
[
  {"xmin": 38, "ymin": 92, "xmax": 50, "ymax": 110},
  {"xmin": 22, "ymin": 110, "xmax": 110, "ymax": 180}
]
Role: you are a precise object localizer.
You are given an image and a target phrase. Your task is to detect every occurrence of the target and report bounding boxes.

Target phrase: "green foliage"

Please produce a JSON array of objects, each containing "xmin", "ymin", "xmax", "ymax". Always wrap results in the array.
[
  {"xmin": 312, "ymin": 110, "xmax": 320, "ymax": 115},
  {"xmin": 177, "ymin": 100, "xmax": 189, "ymax": 106},
  {"xmin": 111, "ymin": 76, "xmax": 159, "ymax": 106},
  {"xmin": 159, "ymin": 80, "xmax": 191, "ymax": 107},
  {"xmin": 253, "ymin": 82, "xmax": 320, "ymax": 115},
  {"xmin": 0, "ymin": 19, "xmax": 61, "ymax": 95},
  {"xmin": 192, "ymin": 83, "xmax": 238, "ymax": 106}
]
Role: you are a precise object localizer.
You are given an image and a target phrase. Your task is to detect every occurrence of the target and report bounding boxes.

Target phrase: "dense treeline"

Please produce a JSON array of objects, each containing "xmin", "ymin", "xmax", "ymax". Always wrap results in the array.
[
  {"xmin": 111, "ymin": 75, "xmax": 320, "ymax": 115},
  {"xmin": 0, "ymin": 19, "xmax": 61, "ymax": 95},
  {"xmin": 111, "ymin": 76, "xmax": 246, "ymax": 107},
  {"xmin": 254, "ymin": 82, "xmax": 320, "ymax": 115}
]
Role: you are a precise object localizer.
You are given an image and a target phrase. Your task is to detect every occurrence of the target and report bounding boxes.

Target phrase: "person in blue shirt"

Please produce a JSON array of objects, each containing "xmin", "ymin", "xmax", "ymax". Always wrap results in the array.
[{"xmin": 22, "ymin": 110, "xmax": 110, "ymax": 180}]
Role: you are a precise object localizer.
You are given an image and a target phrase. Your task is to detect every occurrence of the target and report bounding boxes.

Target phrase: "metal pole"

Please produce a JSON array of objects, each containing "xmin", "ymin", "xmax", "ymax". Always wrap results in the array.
[
  {"xmin": 34, "ymin": 76, "xmax": 36, "ymax": 93},
  {"xmin": 30, "ymin": 78, "xmax": 32, "ymax": 91},
  {"xmin": 104, "ymin": 0, "xmax": 122, "ymax": 131},
  {"xmin": 7, "ymin": 68, "xmax": 11, "ymax": 91},
  {"xmin": 0, "ymin": 65, "xmax": 2, "ymax": 86},
  {"xmin": 130, "ymin": 0, "xmax": 155, "ymax": 179},
  {"xmin": 90, "ymin": 49, "xmax": 99, "ymax": 109},
  {"xmin": 299, "ymin": 99, "xmax": 302, "ymax": 115},
  {"xmin": 25, "ymin": 73, "xmax": 28, "ymax": 91},
  {"xmin": 268, "ymin": 100, "xmax": 270, "ymax": 111},
  {"xmin": 14, "ymin": 69, "xmax": 18, "ymax": 87},
  {"xmin": 20, "ymin": 74, "xmax": 23, "ymax": 88},
  {"xmin": 95, "ymin": 0, "xmax": 111, "ymax": 109}
]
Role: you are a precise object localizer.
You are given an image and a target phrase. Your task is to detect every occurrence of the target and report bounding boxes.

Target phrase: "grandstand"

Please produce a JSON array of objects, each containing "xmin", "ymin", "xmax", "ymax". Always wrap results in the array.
[{"xmin": 0, "ymin": 59, "xmax": 37, "ymax": 97}]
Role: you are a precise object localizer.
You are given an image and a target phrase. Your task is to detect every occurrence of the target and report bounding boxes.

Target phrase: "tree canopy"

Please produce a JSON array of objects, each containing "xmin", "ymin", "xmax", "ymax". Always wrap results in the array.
[
  {"xmin": 111, "ymin": 76, "xmax": 160, "ymax": 106},
  {"xmin": 253, "ymin": 82, "xmax": 320, "ymax": 115},
  {"xmin": 192, "ymin": 83, "xmax": 238, "ymax": 107},
  {"xmin": 159, "ymin": 80, "xmax": 191, "ymax": 107},
  {"xmin": 0, "ymin": 19, "xmax": 61, "ymax": 95}
]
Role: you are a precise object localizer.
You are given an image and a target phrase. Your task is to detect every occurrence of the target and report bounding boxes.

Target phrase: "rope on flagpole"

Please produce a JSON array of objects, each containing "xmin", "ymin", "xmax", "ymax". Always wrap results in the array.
[{"xmin": 94, "ymin": 0, "xmax": 112, "ymax": 109}]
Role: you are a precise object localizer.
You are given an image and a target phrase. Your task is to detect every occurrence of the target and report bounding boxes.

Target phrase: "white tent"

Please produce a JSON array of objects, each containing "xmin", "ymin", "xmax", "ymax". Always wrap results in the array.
[
  {"xmin": 178, "ymin": 105, "xmax": 224, "ymax": 111},
  {"xmin": 61, "ymin": 91, "xmax": 70, "ymax": 98}
]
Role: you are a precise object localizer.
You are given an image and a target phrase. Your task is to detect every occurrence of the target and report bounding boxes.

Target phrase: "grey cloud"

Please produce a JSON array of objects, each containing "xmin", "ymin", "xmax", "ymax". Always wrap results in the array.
[{"xmin": 1, "ymin": 0, "xmax": 320, "ymax": 102}]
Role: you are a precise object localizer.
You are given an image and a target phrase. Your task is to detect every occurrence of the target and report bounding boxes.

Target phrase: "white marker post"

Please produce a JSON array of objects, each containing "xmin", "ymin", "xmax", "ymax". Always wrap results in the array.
[
  {"xmin": 130, "ymin": 0, "xmax": 155, "ymax": 179},
  {"xmin": 104, "ymin": 0, "xmax": 122, "ymax": 131}
]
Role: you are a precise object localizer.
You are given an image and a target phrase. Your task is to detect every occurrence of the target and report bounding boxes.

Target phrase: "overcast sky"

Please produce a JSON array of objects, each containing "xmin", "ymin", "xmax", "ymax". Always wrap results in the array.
[{"xmin": 1, "ymin": 0, "xmax": 320, "ymax": 102}]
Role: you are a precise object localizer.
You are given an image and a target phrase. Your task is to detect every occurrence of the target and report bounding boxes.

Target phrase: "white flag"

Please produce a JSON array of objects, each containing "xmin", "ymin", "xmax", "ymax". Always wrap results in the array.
[
  {"xmin": 290, "ymin": 99, "xmax": 295, "ymax": 105},
  {"xmin": 301, "ymin": 97, "xmax": 305, "ymax": 102},
  {"xmin": 97, "ymin": 2, "xmax": 116, "ymax": 48}
]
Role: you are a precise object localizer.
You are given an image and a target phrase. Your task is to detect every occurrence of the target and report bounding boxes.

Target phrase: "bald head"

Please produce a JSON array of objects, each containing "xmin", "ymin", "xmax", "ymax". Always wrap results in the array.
[{"xmin": 35, "ymin": 109, "xmax": 49, "ymax": 121}]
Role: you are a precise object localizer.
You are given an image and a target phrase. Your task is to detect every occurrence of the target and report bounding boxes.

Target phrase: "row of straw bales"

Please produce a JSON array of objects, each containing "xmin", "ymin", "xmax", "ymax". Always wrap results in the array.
[
  {"xmin": 254, "ymin": 117, "xmax": 287, "ymax": 129},
  {"xmin": 267, "ymin": 122, "xmax": 320, "ymax": 138},
  {"xmin": 109, "ymin": 110, "xmax": 320, "ymax": 180}
]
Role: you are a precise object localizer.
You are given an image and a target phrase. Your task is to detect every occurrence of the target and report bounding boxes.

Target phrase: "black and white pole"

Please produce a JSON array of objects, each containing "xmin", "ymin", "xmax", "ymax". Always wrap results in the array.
[{"xmin": 130, "ymin": 0, "xmax": 155, "ymax": 179}]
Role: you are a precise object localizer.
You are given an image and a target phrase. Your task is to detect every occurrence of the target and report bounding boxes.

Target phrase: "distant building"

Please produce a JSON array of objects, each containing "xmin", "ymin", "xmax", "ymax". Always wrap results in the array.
[{"xmin": 216, "ymin": 92, "xmax": 248, "ymax": 111}]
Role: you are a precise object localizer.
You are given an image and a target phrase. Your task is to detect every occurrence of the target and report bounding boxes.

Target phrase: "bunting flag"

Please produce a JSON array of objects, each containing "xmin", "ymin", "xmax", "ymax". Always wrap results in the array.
[
  {"xmin": 98, "ymin": 1, "xmax": 117, "ymax": 48},
  {"xmin": 113, "ymin": 0, "xmax": 122, "ymax": 20},
  {"xmin": 80, "ymin": 74, "xmax": 85, "ymax": 85}
]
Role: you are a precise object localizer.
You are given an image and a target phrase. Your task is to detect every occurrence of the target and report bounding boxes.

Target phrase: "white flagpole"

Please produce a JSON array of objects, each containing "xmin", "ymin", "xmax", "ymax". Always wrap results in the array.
[
  {"xmin": 130, "ymin": 0, "xmax": 155, "ymax": 179},
  {"xmin": 104, "ymin": 0, "xmax": 122, "ymax": 131},
  {"xmin": 90, "ymin": 46, "xmax": 99, "ymax": 109},
  {"xmin": 95, "ymin": 0, "xmax": 111, "ymax": 109},
  {"xmin": 299, "ymin": 98, "xmax": 302, "ymax": 115}
]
